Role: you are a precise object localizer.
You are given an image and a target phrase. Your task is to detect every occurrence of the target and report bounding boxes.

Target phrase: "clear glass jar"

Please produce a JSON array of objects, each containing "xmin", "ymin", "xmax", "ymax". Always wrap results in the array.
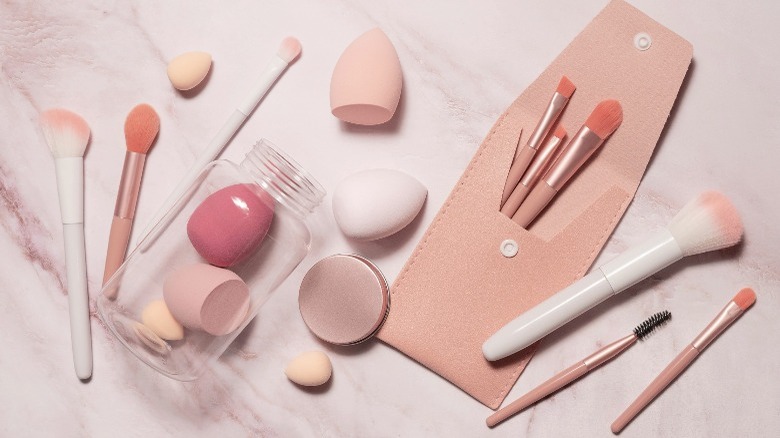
[{"xmin": 97, "ymin": 139, "xmax": 324, "ymax": 380}]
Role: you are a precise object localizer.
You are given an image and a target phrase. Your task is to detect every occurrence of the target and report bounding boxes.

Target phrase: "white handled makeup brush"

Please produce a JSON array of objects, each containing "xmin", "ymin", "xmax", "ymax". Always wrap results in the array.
[
  {"xmin": 483, "ymin": 192, "xmax": 743, "ymax": 361},
  {"xmin": 138, "ymin": 37, "xmax": 302, "ymax": 243},
  {"xmin": 102, "ymin": 104, "xmax": 160, "ymax": 287},
  {"xmin": 40, "ymin": 109, "xmax": 93, "ymax": 379}
]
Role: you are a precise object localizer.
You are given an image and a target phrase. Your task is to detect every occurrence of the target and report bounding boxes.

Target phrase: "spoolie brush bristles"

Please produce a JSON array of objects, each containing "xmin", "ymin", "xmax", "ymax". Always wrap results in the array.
[
  {"xmin": 124, "ymin": 104, "xmax": 160, "ymax": 154},
  {"xmin": 40, "ymin": 109, "xmax": 91, "ymax": 158},
  {"xmin": 556, "ymin": 76, "xmax": 576, "ymax": 99},
  {"xmin": 633, "ymin": 310, "xmax": 671, "ymax": 340},
  {"xmin": 584, "ymin": 100, "xmax": 623, "ymax": 139},
  {"xmin": 277, "ymin": 37, "xmax": 302, "ymax": 63},
  {"xmin": 667, "ymin": 191, "xmax": 743, "ymax": 256},
  {"xmin": 732, "ymin": 288, "xmax": 756, "ymax": 310},
  {"xmin": 553, "ymin": 125, "xmax": 566, "ymax": 139}
]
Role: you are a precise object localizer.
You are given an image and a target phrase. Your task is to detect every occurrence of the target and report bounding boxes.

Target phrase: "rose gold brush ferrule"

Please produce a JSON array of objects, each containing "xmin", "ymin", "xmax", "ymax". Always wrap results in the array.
[
  {"xmin": 582, "ymin": 334, "xmax": 637, "ymax": 369},
  {"xmin": 520, "ymin": 132, "xmax": 565, "ymax": 189},
  {"xmin": 691, "ymin": 301, "xmax": 744, "ymax": 351},
  {"xmin": 115, "ymin": 151, "xmax": 147, "ymax": 218},
  {"xmin": 543, "ymin": 126, "xmax": 602, "ymax": 191},
  {"xmin": 527, "ymin": 92, "xmax": 569, "ymax": 151}
]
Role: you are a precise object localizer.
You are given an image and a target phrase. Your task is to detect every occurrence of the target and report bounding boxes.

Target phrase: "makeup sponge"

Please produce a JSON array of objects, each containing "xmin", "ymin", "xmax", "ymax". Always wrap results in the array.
[
  {"xmin": 330, "ymin": 28, "xmax": 402, "ymax": 125},
  {"xmin": 163, "ymin": 263, "xmax": 250, "ymax": 336},
  {"xmin": 187, "ymin": 184, "xmax": 275, "ymax": 267},
  {"xmin": 167, "ymin": 51, "xmax": 212, "ymax": 91},
  {"xmin": 141, "ymin": 299, "xmax": 184, "ymax": 341},
  {"xmin": 285, "ymin": 351, "xmax": 332, "ymax": 387},
  {"xmin": 333, "ymin": 169, "xmax": 426, "ymax": 241}
]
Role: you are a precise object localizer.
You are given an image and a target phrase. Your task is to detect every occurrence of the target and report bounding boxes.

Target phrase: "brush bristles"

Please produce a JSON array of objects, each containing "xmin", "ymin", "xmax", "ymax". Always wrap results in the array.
[
  {"xmin": 124, "ymin": 104, "xmax": 160, "ymax": 154},
  {"xmin": 584, "ymin": 100, "xmax": 623, "ymax": 139},
  {"xmin": 668, "ymin": 191, "xmax": 743, "ymax": 256},
  {"xmin": 633, "ymin": 310, "xmax": 671, "ymax": 339},
  {"xmin": 277, "ymin": 37, "xmax": 301, "ymax": 63},
  {"xmin": 40, "ymin": 109, "xmax": 91, "ymax": 158},
  {"xmin": 553, "ymin": 125, "xmax": 566, "ymax": 139},
  {"xmin": 556, "ymin": 76, "xmax": 576, "ymax": 99},
  {"xmin": 733, "ymin": 288, "xmax": 756, "ymax": 310}
]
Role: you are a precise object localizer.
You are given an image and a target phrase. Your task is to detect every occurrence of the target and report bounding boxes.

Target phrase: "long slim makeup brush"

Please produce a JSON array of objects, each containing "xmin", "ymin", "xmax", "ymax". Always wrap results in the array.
[
  {"xmin": 102, "ymin": 104, "xmax": 160, "ymax": 287},
  {"xmin": 40, "ymin": 109, "xmax": 93, "ymax": 379},
  {"xmin": 487, "ymin": 311, "xmax": 671, "ymax": 428},
  {"xmin": 501, "ymin": 125, "xmax": 566, "ymax": 217},
  {"xmin": 611, "ymin": 289, "xmax": 756, "ymax": 434},
  {"xmin": 502, "ymin": 76, "xmax": 575, "ymax": 207},
  {"xmin": 138, "ymin": 37, "xmax": 302, "ymax": 244},
  {"xmin": 512, "ymin": 100, "xmax": 622, "ymax": 227},
  {"xmin": 484, "ymin": 192, "xmax": 743, "ymax": 361}
]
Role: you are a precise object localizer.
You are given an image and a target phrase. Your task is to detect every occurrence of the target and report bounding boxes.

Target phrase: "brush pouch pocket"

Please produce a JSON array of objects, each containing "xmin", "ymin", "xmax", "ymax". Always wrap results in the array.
[{"xmin": 376, "ymin": 0, "xmax": 693, "ymax": 409}]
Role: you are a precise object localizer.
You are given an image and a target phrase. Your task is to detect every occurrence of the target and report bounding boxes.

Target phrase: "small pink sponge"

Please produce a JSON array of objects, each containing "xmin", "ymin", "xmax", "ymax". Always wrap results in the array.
[
  {"xmin": 163, "ymin": 263, "xmax": 250, "ymax": 336},
  {"xmin": 187, "ymin": 184, "xmax": 275, "ymax": 267}
]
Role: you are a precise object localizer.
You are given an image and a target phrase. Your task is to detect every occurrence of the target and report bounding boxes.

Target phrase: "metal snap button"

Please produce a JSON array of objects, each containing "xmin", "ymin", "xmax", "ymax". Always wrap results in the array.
[
  {"xmin": 500, "ymin": 239, "xmax": 519, "ymax": 258},
  {"xmin": 634, "ymin": 32, "xmax": 652, "ymax": 51}
]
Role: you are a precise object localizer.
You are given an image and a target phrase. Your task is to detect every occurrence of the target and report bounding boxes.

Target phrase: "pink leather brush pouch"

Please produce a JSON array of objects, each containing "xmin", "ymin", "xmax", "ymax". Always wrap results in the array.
[{"xmin": 376, "ymin": 0, "xmax": 693, "ymax": 409}]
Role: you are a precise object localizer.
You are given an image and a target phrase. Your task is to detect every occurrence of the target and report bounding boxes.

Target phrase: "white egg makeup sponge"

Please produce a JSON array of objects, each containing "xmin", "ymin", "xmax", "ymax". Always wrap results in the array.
[{"xmin": 332, "ymin": 169, "xmax": 426, "ymax": 241}]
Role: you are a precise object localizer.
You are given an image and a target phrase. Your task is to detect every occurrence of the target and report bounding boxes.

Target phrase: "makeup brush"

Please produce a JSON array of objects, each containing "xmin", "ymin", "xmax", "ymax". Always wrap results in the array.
[
  {"xmin": 40, "ymin": 109, "xmax": 93, "ymax": 379},
  {"xmin": 102, "ymin": 104, "xmax": 160, "ymax": 287},
  {"xmin": 501, "ymin": 76, "xmax": 575, "ymax": 207},
  {"xmin": 138, "ymin": 37, "xmax": 302, "ymax": 243},
  {"xmin": 611, "ymin": 289, "xmax": 756, "ymax": 434},
  {"xmin": 512, "ymin": 100, "xmax": 622, "ymax": 227},
  {"xmin": 483, "ymin": 191, "xmax": 743, "ymax": 361},
  {"xmin": 501, "ymin": 125, "xmax": 566, "ymax": 217},
  {"xmin": 487, "ymin": 311, "xmax": 671, "ymax": 428}
]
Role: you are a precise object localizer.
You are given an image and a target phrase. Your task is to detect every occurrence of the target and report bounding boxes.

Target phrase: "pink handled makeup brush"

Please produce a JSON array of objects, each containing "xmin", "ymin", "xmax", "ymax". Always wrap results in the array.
[
  {"xmin": 487, "ymin": 311, "xmax": 671, "ymax": 428},
  {"xmin": 484, "ymin": 192, "xmax": 743, "ymax": 361},
  {"xmin": 611, "ymin": 288, "xmax": 756, "ymax": 434},
  {"xmin": 102, "ymin": 104, "xmax": 160, "ymax": 287},
  {"xmin": 40, "ymin": 109, "xmax": 93, "ymax": 379},
  {"xmin": 501, "ymin": 125, "xmax": 566, "ymax": 217},
  {"xmin": 512, "ymin": 100, "xmax": 623, "ymax": 227},
  {"xmin": 501, "ymin": 76, "xmax": 575, "ymax": 207}
]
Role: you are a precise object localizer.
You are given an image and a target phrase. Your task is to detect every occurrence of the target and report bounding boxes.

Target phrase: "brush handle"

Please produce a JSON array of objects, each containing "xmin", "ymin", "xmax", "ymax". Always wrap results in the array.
[
  {"xmin": 102, "ymin": 216, "xmax": 132, "ymax": 287},
  {"xmin": 487, "ymin": 362, "xmax": 588, "ymax": 427},
  {"xmin": 500, "ymin": 181, "xmax": 531, "ymax": 218},
  {"xmin": 238, "ymin": 55, "xmax": 288, "ymax": 115},
  {"xmin": 611, "ymin": 345, "xmax": 699, "ymax": 434},
  {"xmin": 63, "ymin": 223, "xmax": 93, "ymax": 379},
  {"xmin": 511, "ymin": 181, "xmax": 556, "ymax": 227},
  {"xmin": 55, "ymin": 158, "xmax": 84, "ymax": 224},
  {"xmin": 501, "ymin": 145, "xmax": 536, "ymax": 206},
  {"xmin": 483, "ymin": 230, "xmax": 682, "ymax": 361}
]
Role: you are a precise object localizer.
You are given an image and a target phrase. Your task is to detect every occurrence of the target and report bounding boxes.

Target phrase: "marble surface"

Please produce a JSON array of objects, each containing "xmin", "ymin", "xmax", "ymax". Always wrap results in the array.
[{"xmin": 1, "ymin": 0, "xmax": 778, "ymax": 436}]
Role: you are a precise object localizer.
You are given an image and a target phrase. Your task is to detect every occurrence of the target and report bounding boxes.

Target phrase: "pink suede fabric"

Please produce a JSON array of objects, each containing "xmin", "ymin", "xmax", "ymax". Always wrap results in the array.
[{"xmin": 376, "ymin": 0, "xmax": 693, "ymax": 409}]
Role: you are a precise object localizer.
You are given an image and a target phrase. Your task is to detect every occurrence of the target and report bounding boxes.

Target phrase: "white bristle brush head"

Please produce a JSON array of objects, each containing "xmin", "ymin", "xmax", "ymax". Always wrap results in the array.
[
  {"xmin": 40, "ymin": 109, "xmax": 91, "ymax": 158},
  {"xmin": 277, "ymin": 37, "xmax": 302, "ymax": 64},
  {"xmin": 667, "ymin": 191, "xmax": 743, "ymax": 256}
]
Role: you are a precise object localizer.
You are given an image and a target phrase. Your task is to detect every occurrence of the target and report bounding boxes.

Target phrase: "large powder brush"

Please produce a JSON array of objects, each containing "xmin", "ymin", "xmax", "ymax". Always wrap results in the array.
[{"xmin": 484, "ymin": 191, "xmax": 743, "ymax": 361}]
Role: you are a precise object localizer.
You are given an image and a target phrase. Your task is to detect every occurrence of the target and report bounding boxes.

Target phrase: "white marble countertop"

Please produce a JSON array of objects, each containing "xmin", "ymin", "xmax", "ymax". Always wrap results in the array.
[{"xmin": 1, "ymin": 1, "xmax": 778, "ymax": 436}]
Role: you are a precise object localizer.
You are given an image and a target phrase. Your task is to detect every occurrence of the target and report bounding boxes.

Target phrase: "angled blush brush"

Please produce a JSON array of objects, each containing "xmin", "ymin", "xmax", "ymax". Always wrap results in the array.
[
  {"xmin": 512, "ymin": 99, "xmax": 623, "ymax": 227},
  {"xmin": 501, "ymin": 125, "xmax": 566, "ymax": 217},
  {"xmin": 40, "ymin": 109, "xmax": 93, "ymax": 379},
  {"xmin": 501, "ymin": 76, "xmax": 575, "ymax": 207},
  {"xmin": 611, "ymin": 289, "xmax": 756, "ymax": 434},
  {"xmin": 102, "ymin": 104, "xmax": 160, "ymax": 287},
  {"xmin": 484, "ymin": 192, "xmax": 743, "ymax": 361},
  {"xmin": 487, "ymin": 311, "xmax": 671, "ymax": 428}
]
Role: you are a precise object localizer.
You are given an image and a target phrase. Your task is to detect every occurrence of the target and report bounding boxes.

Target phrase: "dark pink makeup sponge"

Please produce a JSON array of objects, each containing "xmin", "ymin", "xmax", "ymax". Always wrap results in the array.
[{"xmin": 187, "ymin": 184, "xmax": 275, "ymax": 267}]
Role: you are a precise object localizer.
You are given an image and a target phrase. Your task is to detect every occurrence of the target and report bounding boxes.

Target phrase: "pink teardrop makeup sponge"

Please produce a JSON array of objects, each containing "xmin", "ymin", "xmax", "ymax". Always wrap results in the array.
[
  {"xmin": 187, "ymin": 184, "xmax": 275, "ymax": 267},
  {"xmin": 163, "ymin": 263, "xmax": 250, "ymax": 336},
  {"xmin": 330, "ymin": 28, "xmax": 403, "ymax": 125}
]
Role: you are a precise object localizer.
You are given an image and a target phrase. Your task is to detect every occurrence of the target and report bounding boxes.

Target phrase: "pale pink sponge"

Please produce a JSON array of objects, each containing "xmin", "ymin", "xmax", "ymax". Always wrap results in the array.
[
  {"xmin": 330, "ymin": 28, "xmax": 403, "ymax": 125},
  {"xmin": 163, "ymin": 263, "xmax": 250, "ymax": 336},
  {"xmin": 187, "ymin": 184, "xmax": 275, "ymax": 267}
]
